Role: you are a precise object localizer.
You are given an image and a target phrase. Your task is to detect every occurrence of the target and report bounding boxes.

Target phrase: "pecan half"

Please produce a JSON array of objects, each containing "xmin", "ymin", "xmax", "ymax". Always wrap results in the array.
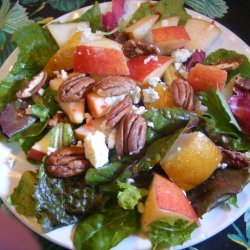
[
  {"xmin": 116, "ymin": 113, "xmax": 147, "ymax": 156},
  {"xmin": 122, "ymin": 40, "xmax": 160, "ymax": 59},
  {"xmin": 16, "ymin": 71, "xmax": 47, "ymax": 99},
  {"xmin": 170, "ymin": 78, "xmax": 194, "ymax": 111},
  {"xmin": 213, "ymin": 58, "xmax": 243, "ymax": 71},
  {"xmin": 47, "ymin": 112, "xmax": 70, "ymax": 127},
  {"xmin": 106, "ymin": 95, "xmax": 132, "ymax": 128},
  {"xmin": 46, "ymin": 147, "xmax": 89, "ymax": 178},
  {"xmin": 93, "ymin": 76, "xmax": 136, "ymax": 97},
  {"xmin": 218, "ymin": 146, "xmax": 250, "ymax": 169},
  {"xmin": 58, "ymin": 74, "xmax": 95, "ymax": 102},
  {"xmin": 235, "ymin": 76, "xmax": 250, "ymax": 91}
]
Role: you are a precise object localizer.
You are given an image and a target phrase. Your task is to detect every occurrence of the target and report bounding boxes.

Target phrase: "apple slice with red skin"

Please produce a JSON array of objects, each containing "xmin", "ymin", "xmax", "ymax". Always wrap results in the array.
[
  {"xmin": 152, "ymin": 26, "xmax": 190, "ymax": 54},
  {"xmin": 74, "ymin": 45, "xmax": 129, "ymax": 76},
  {"xmin": 142, "ymin": 174, "xmax": 198, "ymax": 230},
  {"xmin": 188, "ymin": 63, "xmax": 227, "ymax": 92},
  {"xmin": 127, "ymin": 55, "xmax": 173, "ymax": 84},
  {"xmin": 27, "ymin": 131, "xmax": 51, "ymax": 161}
]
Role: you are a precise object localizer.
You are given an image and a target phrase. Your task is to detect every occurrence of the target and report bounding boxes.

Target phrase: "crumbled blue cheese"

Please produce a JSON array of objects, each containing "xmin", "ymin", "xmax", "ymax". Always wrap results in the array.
[
  {"xmin": 84, "ymin": 131, "xmax": 109, "ymax": 168},
  {"xmin": 53, "ymin": 69, "xmax": 68, "ymax": 80},
  {"xmin": 171, "ymin": 49, "xmax": 193, "ymax": 71},
  {"xmin": 25, "ymin": 105, "xmax": 33, "ymax": 115},
  {"xmin": 142, "ymin": 87, "xmax": 159, "ymax": 103},
  {"xmin": 81, "ymin": 27, "xmax": 103, "ymax": 43},
  {"xmin": 104, "ymin": 94, "xmax": 126, "ymax": 106},
  {"xmin": 47, "ymin": 147, "xmax": 57, "ymax": 155},
  {"xmin": 131, "ymin": 105, "xmax": 147, "ymax": 115},
  {"xmin": 130, "ymin": 86, "xmax": 141, "ymax": 104},
  {"xmin": 218, "ymin": 163, "xmax": 228, "ymax": 169},
  {"xmin": 148, "ymin": 77, "xmax": 161, "ymax": 88},
  {"xmin": 147, "ymin": 122, "xmax": 154, "ymax": 128},
  {"xmin": 38, "ymin": 88, "xmax": 45, "ymax": 96}
]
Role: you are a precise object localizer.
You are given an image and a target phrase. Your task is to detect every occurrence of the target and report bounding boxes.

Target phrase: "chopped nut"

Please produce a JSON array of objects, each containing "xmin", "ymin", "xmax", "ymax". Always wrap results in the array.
[
  {"xmin": 59, "ymin": 74, "xmax": 95, "ymax": 102},
  {"xmin": 235, "ymin": 76, "xmax": 250, "ymax": 91},
  {"xmin": 47, "ymin": 112, "xmax": 70, "ymax": 127},
  {"xmin": 170, "ymin": 78, "xmax": 194, "ymax": 111},
  {"xmin": 106, "ymin": 95, "xmax": 132, "ymax": 128},
  {"xmin": 116, "ymin": 113, "xmax": 147, "ymax": 156},
  {"xmin": 213, "ymin": 58, "xmax": 243, "ymax": 71},
  {"xmin": 122, "ymin": 40, "xmax": 160, "ymax": 59},
  {"xmin": 93, "ymin": 76, "xmax": 136, "ymax": 97},
  {"xmin": 45, "ymin": 147, "xmax": 89, "ymax": 178},
  {"xmin": 218, "ymin": 146, "xmax": 250, "ymax": 169},
  {"xmin": 16, "ymin": 71, "xmax": 47, "ymax": 99}
]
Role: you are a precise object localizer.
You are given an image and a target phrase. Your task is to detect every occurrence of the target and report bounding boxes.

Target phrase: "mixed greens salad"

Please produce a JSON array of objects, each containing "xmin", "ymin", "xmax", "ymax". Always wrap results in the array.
[{"xmin": 1, "ymin": 0, "xmax": 250, "ymax": 249}]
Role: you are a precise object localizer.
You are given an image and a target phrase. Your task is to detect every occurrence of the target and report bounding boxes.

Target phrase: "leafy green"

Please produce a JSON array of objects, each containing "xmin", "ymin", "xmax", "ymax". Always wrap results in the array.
[
  {"xmin": 73, "ymin": 205, "xmax": 139, "ymax": 250},
  {"xmin": 50, "ymin": 123, "xmax": 76, "ymax": 149},
  {"xmin": 132, "ymin": 129, "xmax": 184, "ymax": 174},
  {"xmin": 129, "ymin": 0, "xmax": 190, "ymax": 25},
  {"xmin": 187, "ymin": 168, "xmax": 250, "ymax": 217},
  {"xmin": 117, "ymin": 181, "xmax": 148, "ymax": 210},
  {"xmin": 47, "ymin": 0, "xmax": 87, "ymax": 12},
  {"xmin": 69, "ymin": 1, "xmax": 103, "ymax": 32},
  {"xmin": 205, "ymin": 49, "xmax": 250, "ymax": 80},
  {"xmin": 0, "ymin": 24, "xmax": 58, "ymax": 111},
  {"xmin": 10, "ymin": 171, "xmax": 37, "ymax": 217},
  {"xmin": 35, "ymin": 164, "xmax": 105, "ymax": 232},
  {"xmin": 0, "ymin": 32, "xmax": 15, "ymax": 66},
  {"xmin": 184, "ymin": 0, "xmax": 228, "ymax": 19},
  {"xmin": 200, "ymin": 88, "xmax": 250, "ymax": 151},
  {"xmin": 224, "ymin": 195, "xmax": 238, "ymax": 208},
  {"xmin": 85, "ymin": 156, "xmax": 135, "ymax": 186},
  {"xmin": 147, "ymin": 218, "xmax": 198, "ymax": 249}
]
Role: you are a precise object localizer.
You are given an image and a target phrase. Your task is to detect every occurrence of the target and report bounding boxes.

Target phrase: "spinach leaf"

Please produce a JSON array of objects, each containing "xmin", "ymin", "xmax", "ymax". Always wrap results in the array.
[
  {"xmin": 200, "ymin": 88, "xmax": 250, "ymax": 151},
  {"xmin": 205, "ymin": 49, "xmax": 250, "ymax": 80},
  {"xmin": 147, "ymin": 218, "xmax": 198, "ymax": 249},
  {"xmin": 35, "ymin": 164, "xmax": 105, "ymax": 232},
  {"xmin": 85, "ymin": 156, "xmax": 135, "ymax": 186},
  {"xmin": 73, "ymin": 205, "xmax": 139, "ymax": 250},
  {"xmin": 132, "ymin": 129, "xmax": 184, "ymax": 174},
  {"xmin": 10, "ymin": 171, "xmax": 37, "ymax": 217},
  {"xmin": 187, "ymin": 168, "xmax": 250, "ymax": 217},
  {"xmin": 0, "ymin": 24, "xmax": 58, "ymax": 111},
  {"xmin": 117, "ymin": 181, "xmax": 148, "ymax": 210},
  {"xmin": 68, "ymin": 1, "xmax": 103, "ymax": 32}
]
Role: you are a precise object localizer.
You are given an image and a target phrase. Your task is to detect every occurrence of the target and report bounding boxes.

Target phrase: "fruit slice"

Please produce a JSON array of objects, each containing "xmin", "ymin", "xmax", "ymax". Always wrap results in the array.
[
  {"xmin": 188, "ymin": 63, "xmax": 227, "ymax": 91},
  {"xmin": 152, "ymin": 16, "xmax": 180, "ymax": 29},
  {"xmin": 185, "ymin": 18, "xmax": 221, "ymax": 50},
  {"xmin": 160, "ymin": 132, "xmax": 222, "ymax": 191},
  {"xmin": 86, "ymin": 92, "xmax": 110, "ymax": 118},
  {"xmin": 142, "ymin": 174, "xmax": 197, "ymax": 230},
  {"xmin": 127, "ymin": 55, "xmax": 173, "ymax": 84},
  {"xmin": 125, "ymin": 15, "xmax": 159, "ymax": 40},
  {"xmin": 44, "ymin": 32, "xmax": 82, "ymax": 78},
  {"xmin": 47, "ymin": 22, "xmax": 90, "ymax": 47},
  {"xmin": 152, "ymin": 26, "xmax": 190, "ymax": 54},
  {"xmin": 74, "ymin": 44, "xmax": 129, "ymax": 76},
  {"xmin": 27, "ymin": 131, "xmax": 51, "ymax": 161}
]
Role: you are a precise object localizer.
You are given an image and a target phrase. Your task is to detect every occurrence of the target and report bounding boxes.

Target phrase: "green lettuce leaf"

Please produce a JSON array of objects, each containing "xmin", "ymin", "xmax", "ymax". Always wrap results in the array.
[
  {"xmin": 117, "ymin": 181, "xmax": 148, "ymax": 210},
  {"xmin": 224, "ymin": 195, "xmax": 238, "ymax": 208},
  {"xmin": 73, "ymin": 205, "xmax": 139, "ymax": 250},
  {"xmin": 205, "ymin": 49, "xmax": 250, "ymax": 80},
  {"xmin": 147, "ymin": 218, "xmax": 198, "ymax": 249},
  {"xmin": 129, "ymin": 0, "xmax": 190, "ymax": 25},
  {"xmin": 10, "ymin": 171, "xmax": 37, "ymax": 217},
  {"xmin": 35, "ymin": 164, "xmax": 105, "ymax": 232},
  {"xmin": 200, "ymin": 88, "xmax": 250, "ymax": 151},
  {"xmin": 0, "ymin": 24, "xmax": 58, "ymax": 111},
  {"xmin": 68, "ymin": 1, "xmax": 103, "ymax": 32}
]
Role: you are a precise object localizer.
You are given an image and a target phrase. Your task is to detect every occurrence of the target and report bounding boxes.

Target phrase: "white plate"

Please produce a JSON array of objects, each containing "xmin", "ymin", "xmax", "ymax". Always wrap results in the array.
[{"xmin": 0, "ymin": 1, "xmax": 250, "ymax": 249}]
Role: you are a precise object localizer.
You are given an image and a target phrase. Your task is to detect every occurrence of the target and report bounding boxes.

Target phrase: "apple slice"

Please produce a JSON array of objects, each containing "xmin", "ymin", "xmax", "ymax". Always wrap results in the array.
[
  {"xmin": 86, "ymin": 92, "xmax": 110, "ymax": 118},
  {"xmin": 125, "ymin": 15, "xmax": 159, "ymax": 40},
  {"xmin": 81, "ymin": 37, "xmax": 122, "ymax": 51},
  {"xmin": 75, "ymin": 118, "xmax": 112, "ymax": 140},
  {"xmin": 184, "ymin": 18, "xmax": 221, "ymax": 50},
  {"xmin": 127, "ymin": 55, "xmax": 173, "ymax": 84},
  {"xmin": 74, "ymin": 43, "xmax": 129, "ymax": 76},
  {"xmin": 47, "ymin": 22, "xmax": 90, "ymax": 47},
  {"xmin": 27, "ymin": 131, "xmax": 51, "ymax": 161},
  {"xmin": 142, "ymin": 174, "xmax": 198, "ymax": 230},
  {"xmin": 152, "ymin": 26, "xmax": 190, "ymax": 54},
  {"xmin": 58, "ymin": 101, "xmax": 85, "ymax": 124},
  {"xmin": 152, "ymin": 16, "xmax": 180, "ymax": 29}
]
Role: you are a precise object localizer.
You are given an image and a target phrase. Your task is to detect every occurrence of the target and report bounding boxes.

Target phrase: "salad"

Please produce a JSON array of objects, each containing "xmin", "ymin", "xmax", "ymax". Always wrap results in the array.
[{"xmin": 0, "ymin": 0, "xmax": 250, "ymax": 249}]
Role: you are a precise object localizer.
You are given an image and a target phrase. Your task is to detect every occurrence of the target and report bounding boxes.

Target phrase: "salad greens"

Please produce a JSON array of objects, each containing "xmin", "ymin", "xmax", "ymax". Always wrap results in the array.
[
  {"xmin": 0, "ymin": 24, "xmax": 58, "ymax": 111},
  {"xmin": 147, "ymin": 218, "xmax": 198, "ymax": 249},
  {"xmin": 73, "ymin": 204, "xmax": 139, "ymax": 250}
]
